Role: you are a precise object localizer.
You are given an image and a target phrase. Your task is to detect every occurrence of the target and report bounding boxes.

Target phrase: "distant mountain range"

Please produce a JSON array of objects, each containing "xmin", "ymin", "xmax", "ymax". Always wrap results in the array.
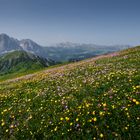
[
  {"xmin": 44, "ymin": 42, "xmax": 131, "ymax": 62},
  {"xmin": 0, "ymin": 33, "xmax": 131, "ymax": 62},
  {"xmin": 0, "ymin": 33, "xmax": 46, "ymax": 57}
]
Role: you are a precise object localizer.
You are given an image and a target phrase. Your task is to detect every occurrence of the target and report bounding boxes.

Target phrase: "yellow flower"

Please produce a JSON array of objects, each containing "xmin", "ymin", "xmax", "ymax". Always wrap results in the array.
[
  {"xmin": 132, "ymin": 99, "xmax": 136, "ymax": 102},
  {"xmin": 87, "ymin": 111, "xmax": 90, "ymax": 114},
  {"xmin": 3, "ymin": 109, "xmax": 8, "ymax": 112},
  {"xmin": 65, "ymin": 117, "xmax": 70, "ymax": 121},
  {"xmin": 86, "ymin": 103, "xmax": 90, "ymax": 108},
  {"xmin": 125, "ymin": 127, "xmax": 128, "ymax": 130},
  {"xmin": 136, "ymin": 101, "xmax": 139, "ymax": 105},
  {"xmin": 54, "ymin": 126, "xmax": 58, "ymax": 131},
  {"xmin": 103, "ymin": 103, "xmax": 107, "ymax": 107},
  {"xmin": 78, "ymin": 106, "xmax": 82, "ymax": 109},
  {"xmin": 99, "ymin": 111, "xmax": 104, "ymax": 116},
  {"xmin": 93, "ymin": 117, "xmax": 97, "ymax": 122},
  {"xmin": 10, "ymin": 124, "xmax": 14, "ymax": 128},
  {"xmin": 88, "ymin": 119, "xmax": 92, "ymax": 122},
  {"xmin": 30, "ymin": 131, "xmax": 33, "ymax": 135},
  {"xmin": 100, "ymin": 133, "xmax": 104, "ymax": 138},
  {"xmin": 112, "ymin": 105, "xmax": 115, "ymax": 109},
  {"xmin": 1, "ymin": 122, "xmax": 5, "ymax": 126},
  {"xmin": 125, "ymin": 108, "xmax": 128, "ymax": 111},
  {"xmin": 28, "ymin": 115, "xmax": 32, "ymax": 119},
  {"xmin": 92, "ymin": 111, "xmax": 95, "ymax": 115},
  {"xmin": 6, "ymin": 129, "xmax": 8, "ymax": 132},
  {"xmin": 76, "ymin": 118, "xmax": 79, "ymax": 122},
  {"xmin": 70, "ymin": 122, "xmax": 73, "ymax": 126},
  {"xmin": 60, "ymin": 117, "xmax": 64, "ymax": 121}
]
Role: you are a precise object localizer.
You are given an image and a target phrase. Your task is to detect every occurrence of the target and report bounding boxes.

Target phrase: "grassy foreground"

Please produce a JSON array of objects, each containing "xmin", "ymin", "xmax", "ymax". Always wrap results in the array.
[{"xmin": 0, "ymin": 46, "xmax": 140, "ymax": 139}]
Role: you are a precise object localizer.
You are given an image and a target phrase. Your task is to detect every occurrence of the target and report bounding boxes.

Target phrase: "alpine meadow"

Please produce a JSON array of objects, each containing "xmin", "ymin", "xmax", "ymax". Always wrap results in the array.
[
  {"xmin": 0, "ymin": 0, "xmax": 140, "ymax": 139},
  {"xmin": 0, "ymin": 46, "xmax": 140, "ymax": 139}
]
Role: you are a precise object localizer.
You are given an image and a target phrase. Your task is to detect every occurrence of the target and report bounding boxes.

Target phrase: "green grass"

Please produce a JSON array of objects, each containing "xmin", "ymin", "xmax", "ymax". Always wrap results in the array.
[
  {"xmin": 0, "ymin": 51, "xmax": 56, "ymax": 81},
  {"xmin": 0, "ymin": 61, "xmax": 70, "ymax": 82},
  {"xmin": 0, "ymin": 46, "xmax": 140, "ymax": 139}
]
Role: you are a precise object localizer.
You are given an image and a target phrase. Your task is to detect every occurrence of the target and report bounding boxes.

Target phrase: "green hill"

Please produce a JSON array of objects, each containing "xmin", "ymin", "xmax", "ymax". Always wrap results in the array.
[
  {"xmin": 0, "ymin": 51, "xmax": 55, "ymax": 80},
  {"xmin": 0, "ymin": 46, "xmax": 140, "ymax": 139}
]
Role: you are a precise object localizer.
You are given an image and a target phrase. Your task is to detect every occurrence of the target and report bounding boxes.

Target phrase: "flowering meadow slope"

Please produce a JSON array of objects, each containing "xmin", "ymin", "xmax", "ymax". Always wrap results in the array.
[{"xmin": 0, "ymin": 46, "xmax": 140, "ymax": 139}]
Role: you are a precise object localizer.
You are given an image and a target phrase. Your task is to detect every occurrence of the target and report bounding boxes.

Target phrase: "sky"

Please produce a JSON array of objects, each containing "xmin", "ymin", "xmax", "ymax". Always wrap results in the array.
[{"xmin": 0, "ymin": 0, "xmax": 140, "ymax": 46}]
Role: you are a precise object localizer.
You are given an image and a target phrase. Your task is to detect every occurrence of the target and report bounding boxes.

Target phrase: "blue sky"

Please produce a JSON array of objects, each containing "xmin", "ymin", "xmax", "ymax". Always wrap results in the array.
[{"xmin": 0, "ymin": 0, "xmax": 140, "ymax": 46}]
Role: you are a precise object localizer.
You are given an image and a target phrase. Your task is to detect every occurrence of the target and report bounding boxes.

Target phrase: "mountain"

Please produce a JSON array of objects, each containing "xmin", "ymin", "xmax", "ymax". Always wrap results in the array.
[
  {"xmin": 0, "ymin": 33, "xmax": 131, "ymax": 62},
  {"xmin": 0, "ymin": 34, "xmax": 47, "ymax": 58},
  {"xmin": 0, "ymin": 46, "xmax": 139, "ymax": 139},
  {"xmin": 0, "ymin": 50, "xmax": 54, "ymax": 76},
  {"xmin": 20, "ymin": 39, "xmax": 47, "ymax": 57},
  {"xmin": 44, "ymin": 42, "xmax": 131, "ymax": 62},
  {"xmin": 0, "ymin": 33, "xmax": 22, "ymax": 54}
]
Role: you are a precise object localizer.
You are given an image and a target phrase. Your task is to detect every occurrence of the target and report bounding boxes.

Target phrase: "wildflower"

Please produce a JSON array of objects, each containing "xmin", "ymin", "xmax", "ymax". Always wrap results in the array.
[
  {"xmin": 86, "ymin": 103, "xmax": 90, "ymax": 108},
  {"xmin": 132, "ymin": 99, "xmax": 136, "ymax": 102},
  {"xmin": 60, "ymin": 117, "xmax": 64, "ymax": 121},
  {"xmin": 87, "ymin": 111, "xmax": 90, "ymax": 114},
  {"xmin": 92, "ymin": 111, "xmax": 95, "ymax": 115},
  {"xmin": 100, "ymin": 133, "xmax": 104, "ymax": 138},
  {"xmin": 54, "ymin": 126, "xmax": 58, "ymax": 131},
  {"xmin": 1, "ymin": 122, "xmax": 5, "ymax": 126},
  {"xmin": 103, "ymin": 103, "xmax": 107, "ymax": 107},
  {"xmin": 112, "ymin": 105, "xmax": 115, "ymax": 109},
  {"xmin": 125, "ymin": 127, "xmax": 128, "ymax": 130},
  {"xmin": 88, "ymin": 119, "xmax": 92, "ymax": 122},
  {"xmin": 28, "ymin": 115, "xmax": 32, "ymax": 120},
  {"xmin": 30, "ymin": 131, "xmax": 33, "ymax": 135},
  {"xmin": 78, "ymin": 106, "xmax": 82, "ymax": 109},
  {"xmin": 93, "ymin": 117, "xmax": 97, "ymax": 122},
  {"xmin": 65, "ymin": 117, "xmax": 70, "ymax": 121},
  {"xmin": 125, "ymin": 108, "xmax": 128, "ymax": 111},
  {"xmin": 10, "ymin": 124, "xmax": 14, "ymax": 128},
  {"xmin": 70, "ymin": 122, "xmax": 73, "ymax": 126},
  {"xmin": 3, "ymin": 109, "xmax": 8, "ymax": 112},
  {"xmin": 136, "ymin": 101, "xmax": 139, "ymax": 105},
  {"xmin": 99, "ymin": 111, "xmax": 104, "ymax": 116},
  {"xmin": 76, "ymin": 118, "xmax": 79, "ymax": 122}
]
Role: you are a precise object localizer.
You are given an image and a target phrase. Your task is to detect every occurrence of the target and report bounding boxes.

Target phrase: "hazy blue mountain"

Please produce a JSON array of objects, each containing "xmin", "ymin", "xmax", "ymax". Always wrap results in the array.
[
  {"xmin": 20, "ymin": 39, "xmax": 47, "ymax": 57},
  {"xmin": 0, "ymin": 33, "xmax": 22, "ymax": 54},
  {"xmin": 44, "ymin": 42, "xmax": 131, "ymax": 62},
  {"xmin": 0, "ymin": 33, "xmax": 131, "ymax": 62},
  {"xmin": 0, "ymin": 34, "xmax": 47, "ymax": 58}
]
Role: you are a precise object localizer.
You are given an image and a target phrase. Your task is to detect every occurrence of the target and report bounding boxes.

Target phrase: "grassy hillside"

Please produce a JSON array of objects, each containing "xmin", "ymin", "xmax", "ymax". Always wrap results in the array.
[
  {"xmin": 0, "ymin": 46, "xmax": 140, "ymax": 139},
  {"xmin": 0, "ymin": 51, "xmax": 54, "ymax": 81}
]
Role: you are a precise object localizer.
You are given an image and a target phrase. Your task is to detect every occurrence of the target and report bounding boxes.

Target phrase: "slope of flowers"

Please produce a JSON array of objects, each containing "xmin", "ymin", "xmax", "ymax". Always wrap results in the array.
[{"xmin": 0, "ymin": 46, "xmax": 140, "ymax": 139}]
